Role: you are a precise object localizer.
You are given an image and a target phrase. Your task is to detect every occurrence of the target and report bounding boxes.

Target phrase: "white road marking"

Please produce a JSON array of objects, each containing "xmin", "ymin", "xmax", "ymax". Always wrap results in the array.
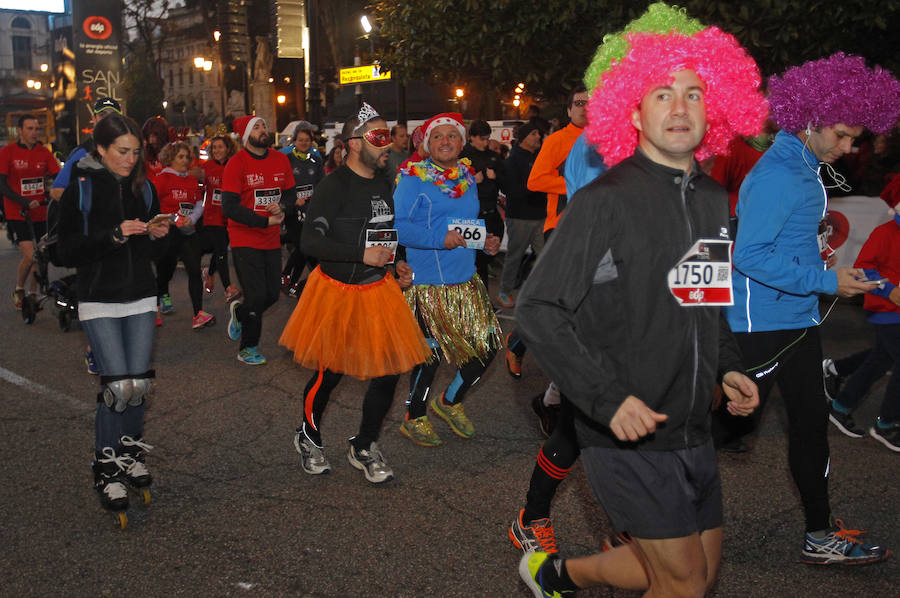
[{"xmin": 0, "ymin": 366, "xmax": 91, "ymax": 413}]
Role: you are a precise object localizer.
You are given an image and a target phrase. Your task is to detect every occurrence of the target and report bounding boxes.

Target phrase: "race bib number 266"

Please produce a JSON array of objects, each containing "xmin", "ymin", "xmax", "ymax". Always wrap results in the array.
[{"xmin": 447, "ymin": 217, "xmax": 486, "ymax": 250}]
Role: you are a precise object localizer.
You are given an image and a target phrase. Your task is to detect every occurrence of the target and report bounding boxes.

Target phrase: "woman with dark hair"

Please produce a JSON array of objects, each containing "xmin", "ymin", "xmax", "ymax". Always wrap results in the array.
[
  {"xmin": 324, "ymin": 140, "xmax": 344, "ymax": 174},
  {"xmin": 154, "ymin": 141, "xmax": 214, "ymax": 329},
  {"xmin": 141, "ymin": 116, "xmax": 170, "ymax": 181},
  {"xmin": 56, "ymin": 113, "xmax": 171, "ymax": 528},
  {"xmin": 200, "ymin": 134, "xmax": 241, "ymax": 302}
]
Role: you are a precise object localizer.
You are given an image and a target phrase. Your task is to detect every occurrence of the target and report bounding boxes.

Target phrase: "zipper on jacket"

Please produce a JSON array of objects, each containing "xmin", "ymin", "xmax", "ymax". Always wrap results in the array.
[{"xmin": 679, "ymin": 172, "xmax": 698, "ymax": 447}]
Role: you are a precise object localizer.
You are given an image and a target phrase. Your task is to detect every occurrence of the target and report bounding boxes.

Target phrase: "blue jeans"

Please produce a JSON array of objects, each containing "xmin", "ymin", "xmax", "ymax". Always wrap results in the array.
[{"xmin": 81, "ymin": 311, "xmax": 156, "ymax": 452}]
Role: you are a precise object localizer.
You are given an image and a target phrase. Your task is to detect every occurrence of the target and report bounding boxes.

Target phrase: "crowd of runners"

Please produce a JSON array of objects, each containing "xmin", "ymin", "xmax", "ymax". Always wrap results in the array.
[{"xmin": 2, "ymin": 1, "xmax": 900, "ymax": 594}]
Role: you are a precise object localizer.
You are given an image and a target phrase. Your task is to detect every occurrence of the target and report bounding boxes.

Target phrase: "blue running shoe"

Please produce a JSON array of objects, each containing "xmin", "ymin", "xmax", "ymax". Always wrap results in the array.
[
  {"xmin": 159, "ymin": 293, "xmax": 175, "ymax": 314},
  {"xmin": 227, "ymin": 300, "xmax": 242, "ymax": 341},
  {"xmin": 84, "ymin": 351, "xmax": 99, "ymax": 375},
  {"xmin": 801, "ymin": 519, "xmax": 890, "ymax": 565},
  {"xmin": 237, "ymin": 346, "xmax": 266, "ymax": 366}
]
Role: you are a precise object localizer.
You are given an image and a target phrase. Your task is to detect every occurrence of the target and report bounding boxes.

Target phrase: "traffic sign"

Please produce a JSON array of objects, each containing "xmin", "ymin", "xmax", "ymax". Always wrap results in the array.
[{"xmin": 339, "ymin": 64, "xmax": 391, "ymax": 85}]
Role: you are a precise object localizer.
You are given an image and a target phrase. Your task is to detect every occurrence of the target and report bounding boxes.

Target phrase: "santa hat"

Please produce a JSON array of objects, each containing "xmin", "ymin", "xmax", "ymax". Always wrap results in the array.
[
  {"xmin": 233, "ymin": 115, "xmax": 264, "ymax": 145},
  {"xmin": 881, "ymin": 174, "xmax": 900, "ymax": 211},
  {"xmin": 422, "ymin": 113, "xmax": 466, "ymax": 149},
  {"xmin": 410, "ymin": 125, "xmax": 425, "ymax": 148}
]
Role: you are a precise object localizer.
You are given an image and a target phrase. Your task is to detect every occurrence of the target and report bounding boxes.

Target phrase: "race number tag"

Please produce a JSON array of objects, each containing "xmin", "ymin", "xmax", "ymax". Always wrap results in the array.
[
  {"xmin": 447, "ymin": 217, "xmax": 486, "ymax": 249},
  {"xmin": 667, "ymin": 239, "xmax": 733, "ymax": 306},
  {"xmin": 178, "ymin": 202, "xmax": 195, "ymax": 218},
  {"xmin": 817, "ymin": 219, "xmax": 834, "ymax": 260},
  {"xmin": 366, "ymin": 228, "xmax": 398, "ymax": 264},
  {"xmin": 253, "ymin": 188, "xmax": 280, "ymax": 212},
  {"xmin": 21, "ymin": 177, "xmax": 44, "ymax": 197},
  {"xmin": 296, "ymin": 184, "xmax": 314, "ymax": 203},
  {"xmin": 211, "ymin": 189, "xmax": 222, "ymax": 206}
]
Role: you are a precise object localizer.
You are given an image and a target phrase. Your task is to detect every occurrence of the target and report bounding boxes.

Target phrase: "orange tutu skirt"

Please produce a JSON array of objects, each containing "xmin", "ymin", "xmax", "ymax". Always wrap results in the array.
[{"xmin": 279, "ymin": 267, "xmax": 431, "ymax": 379}]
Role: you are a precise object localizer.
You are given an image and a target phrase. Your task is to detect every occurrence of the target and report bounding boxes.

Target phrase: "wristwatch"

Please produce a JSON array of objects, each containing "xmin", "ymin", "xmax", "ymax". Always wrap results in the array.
[{"xmin": 112, "ymin": 225, "xmax": 127, "ymax": 244}]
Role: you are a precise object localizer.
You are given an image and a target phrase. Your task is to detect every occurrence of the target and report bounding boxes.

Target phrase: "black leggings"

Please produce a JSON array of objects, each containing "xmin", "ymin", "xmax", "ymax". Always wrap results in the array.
[
  {"xmin": 301, "ymin": 367, "xmax": 399, "ymax": 449},
  {"xmin": 523, "ymin": 397, "xmax": 579, "ymax": 523},
  {"xmin": 155, "ymin": 230, "xmax": 204, "ymax": 315},
  {"xmin": 231, "ymin": 247, "xmax": 281, "ymax": 349},
  {"xmin": 722, "ymin": 327, "xmax": 831, "ymax": 532},
  {"xmin": 282, "ymin": 228, "xmax": 316, "ymax": 282},
  {"xmin": 406, "ymin": 312, "xmax": 498, "ymax": 418},
  {"xmin": 203, "ymin": 225, "xmax": 232, "ymax": 288}
]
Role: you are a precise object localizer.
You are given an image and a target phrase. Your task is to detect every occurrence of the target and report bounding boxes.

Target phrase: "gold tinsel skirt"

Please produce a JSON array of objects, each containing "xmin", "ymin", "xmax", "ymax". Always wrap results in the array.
[{"xmin": 404, "ymin": 274, "xmax": 501, "ymax": 365}]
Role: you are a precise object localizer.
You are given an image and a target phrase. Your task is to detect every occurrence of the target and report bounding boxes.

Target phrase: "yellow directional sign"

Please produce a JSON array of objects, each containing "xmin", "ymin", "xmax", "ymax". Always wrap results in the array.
[{"xmin": 340, "ymin": 64, "xmax": 392, "ymax": 85}]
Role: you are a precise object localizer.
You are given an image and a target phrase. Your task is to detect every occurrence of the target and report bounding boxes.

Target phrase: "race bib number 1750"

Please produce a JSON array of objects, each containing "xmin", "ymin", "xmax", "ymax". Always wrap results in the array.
[{"xmin": 667, "ymin": 239, "xmax": 733, "ymax": 306}]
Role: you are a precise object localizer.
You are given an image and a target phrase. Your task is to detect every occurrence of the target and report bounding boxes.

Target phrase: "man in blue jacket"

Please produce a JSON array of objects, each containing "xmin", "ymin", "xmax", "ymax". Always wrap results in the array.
[{"xmin": 723, "ymin": 53, "xmax": 899, "ymax": 566}]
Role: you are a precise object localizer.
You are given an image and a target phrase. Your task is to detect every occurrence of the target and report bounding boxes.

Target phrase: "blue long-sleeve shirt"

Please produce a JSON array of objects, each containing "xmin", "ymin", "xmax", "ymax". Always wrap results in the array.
[
  {"xmin": 394, "ymin": 159, "xmax": 479, "ymax": 286},
  {"xmin": 726, "ymin": 131, "xmax": 838, "ymax": 332},
  {"xmin": 564, "ymin": 132, "xmax": 607, "ymax": 197}
]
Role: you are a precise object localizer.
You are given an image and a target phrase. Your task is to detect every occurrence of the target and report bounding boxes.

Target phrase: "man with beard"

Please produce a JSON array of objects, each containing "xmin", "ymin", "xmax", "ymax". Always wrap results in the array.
[
  {"xmin": 222, "ymin": 115, "xmax": 291, "ymax": 365},
  {"xmin": 280, "ymin": 103, "xmax": 430, "ymax": 483}
]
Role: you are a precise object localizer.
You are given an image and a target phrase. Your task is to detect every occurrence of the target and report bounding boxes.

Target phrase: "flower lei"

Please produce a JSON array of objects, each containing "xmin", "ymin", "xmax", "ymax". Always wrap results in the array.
[{"xmin": 401, "ymin": 158, "xmax": 475, "ymax": 198}]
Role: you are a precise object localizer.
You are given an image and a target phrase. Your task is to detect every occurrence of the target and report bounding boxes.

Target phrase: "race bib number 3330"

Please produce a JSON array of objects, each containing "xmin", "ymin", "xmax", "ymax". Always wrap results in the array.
[
  {"xmin": 253, "ymin": 188, "xmax": 280, "ymax": 211},
  {"xmin": 667, "ymin": 239, "xmax": 733, "ymax": 306}
]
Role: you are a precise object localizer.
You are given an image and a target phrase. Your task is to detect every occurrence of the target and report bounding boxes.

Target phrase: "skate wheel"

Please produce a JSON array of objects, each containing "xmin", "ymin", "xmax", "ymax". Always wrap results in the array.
[
  {"xmin": 141, "ymin": 489, "xmax": 151, "ymax": 504},
  {"xmin": 116, "ymin": 512, "xmax": 128, "ymax": 530}
]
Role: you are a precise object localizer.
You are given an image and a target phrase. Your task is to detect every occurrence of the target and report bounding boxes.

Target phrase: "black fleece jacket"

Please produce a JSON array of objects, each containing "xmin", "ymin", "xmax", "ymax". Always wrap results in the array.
[
  {"xmin": 516, "ymin": 149, "xmax": 744, "ymax": 451},
  {"xmin": 56, "ymin": 155, "xmax": 169, "ymax": 303}
]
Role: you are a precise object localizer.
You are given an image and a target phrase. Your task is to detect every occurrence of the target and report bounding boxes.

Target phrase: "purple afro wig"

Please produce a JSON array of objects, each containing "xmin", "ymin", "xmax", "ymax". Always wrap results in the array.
[
  {"xmin": 768, "ymin": 53, "xmax": 900, "ymax": 135},
  {"xmin": 585, "ymin": 28, "xmax": 768, "ymax": 167}
]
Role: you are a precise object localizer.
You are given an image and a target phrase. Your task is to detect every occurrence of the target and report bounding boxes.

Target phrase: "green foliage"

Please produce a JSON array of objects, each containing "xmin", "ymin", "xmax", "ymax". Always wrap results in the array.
[
  {"xmin": 123, "ymin": 50, "xmax": 165, "ymax": 125},
  {"xmin": 683, "ymin": 0, "xmax": 900, "ymax": 78},
  {"xmin": 368, "ymin": 0, "xmax": 899, "ymax": 103}
]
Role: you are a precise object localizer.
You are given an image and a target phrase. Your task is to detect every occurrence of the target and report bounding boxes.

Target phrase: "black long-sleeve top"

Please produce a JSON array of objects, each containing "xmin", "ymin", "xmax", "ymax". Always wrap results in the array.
[
  {"xmin": 516, "ymin": 150, "xmax": 745, "ymax": 451},
  {"xmin": 301, "ymin": 165, "xmax": 395, "ymax": 285}
]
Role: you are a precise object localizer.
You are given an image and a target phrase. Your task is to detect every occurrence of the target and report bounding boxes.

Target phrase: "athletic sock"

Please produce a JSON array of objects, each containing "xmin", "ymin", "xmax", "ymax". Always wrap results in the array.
[
  {"xmin": 543, "ymin": 382, "xmax": 561, "ymax": 407},
  {"xmin": 542, "ymin": 557, "xmax": 579, "ymax": 592}
]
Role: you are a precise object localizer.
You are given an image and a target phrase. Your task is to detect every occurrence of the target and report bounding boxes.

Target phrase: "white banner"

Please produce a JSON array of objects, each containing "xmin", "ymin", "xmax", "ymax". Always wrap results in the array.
[{"xmin": 824, "ymin": 195, "xmax": 893, "ymax": 270}]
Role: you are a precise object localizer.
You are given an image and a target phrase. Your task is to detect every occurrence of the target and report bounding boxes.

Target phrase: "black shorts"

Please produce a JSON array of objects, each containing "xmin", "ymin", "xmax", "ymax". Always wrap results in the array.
[
  {"xmin": 7, "ymin": 220, "xmax": 47, "ymax": 243},
  {"xmin": 582, "ymin": 439, "xmax": 722, "ymax": 539}
]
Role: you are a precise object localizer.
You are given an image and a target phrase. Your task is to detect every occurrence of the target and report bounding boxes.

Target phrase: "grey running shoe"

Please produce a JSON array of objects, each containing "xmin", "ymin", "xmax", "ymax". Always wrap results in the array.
[
  {"xmin": 509, "ymin": 509, "xmax": 558, "ymax": 554},
  {"xmin": 822, "ymin": 358, "xmax": 845, "ymax": 401},
  {"xmin": 347, "ymin": 440, "xmax": 393, "ymax": 484},
  {"xmin": 801, "ymin": 520, "xmax": 890, "ymax": 565},
  {"xmin": 869, "ymin": 418, "xmax": 900, "ymax": 453},
  {"xmin": 828, "ymin": 403, "xmax": 864, "ymax": 438},
  {"xmin": 293, "ymin": 428, "xmax": 331, "ymax": 475}
]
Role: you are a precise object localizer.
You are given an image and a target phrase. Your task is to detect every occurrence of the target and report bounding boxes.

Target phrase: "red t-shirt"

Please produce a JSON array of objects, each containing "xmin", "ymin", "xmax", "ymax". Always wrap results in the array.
[
  {"xmin": 201, "ymin": 159, "xmax": 226, "ymax": 227},
  {"xmin": 222, "ymin": 149, "xmax": 294, "ymax": 249},
  {"xmin": 0, "ymin": 142, "xmax": 60, "ymax": 222},
  {"xmin": 153, "ymin": 169, "xmax": 201, "ymax": 222},
  {"xmin": 145, "ymin": 158, "xmax": 164, "ymax": 184}
]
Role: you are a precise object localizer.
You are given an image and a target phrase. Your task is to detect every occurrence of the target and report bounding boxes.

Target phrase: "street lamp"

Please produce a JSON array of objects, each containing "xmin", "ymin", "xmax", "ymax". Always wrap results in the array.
[
  {"xmin": 360, "ymin": 15, "xmax": 372, "ymax": 34},
  {"xmin": 455, "ymin": 88, "xmax": 464, "ymax": 99},
  {"xmin": 194, "ymin": 54, "xmax": 225, "ymax": 124}
]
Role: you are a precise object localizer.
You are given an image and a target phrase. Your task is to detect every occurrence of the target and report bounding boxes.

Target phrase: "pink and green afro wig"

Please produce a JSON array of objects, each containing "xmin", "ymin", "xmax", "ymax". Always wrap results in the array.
[{"xmin": 583, "ymin": 3, "xmax": 768, "ymax": 166}]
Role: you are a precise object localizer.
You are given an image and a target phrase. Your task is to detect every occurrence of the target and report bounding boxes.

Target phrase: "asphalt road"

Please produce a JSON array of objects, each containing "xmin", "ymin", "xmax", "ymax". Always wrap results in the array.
[{"xmin": 0, "ymin": 235, "xmax": 897, "ymax": 597}]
